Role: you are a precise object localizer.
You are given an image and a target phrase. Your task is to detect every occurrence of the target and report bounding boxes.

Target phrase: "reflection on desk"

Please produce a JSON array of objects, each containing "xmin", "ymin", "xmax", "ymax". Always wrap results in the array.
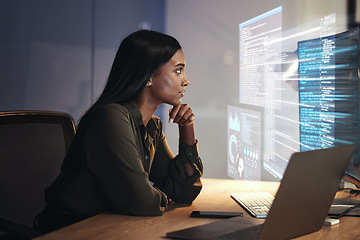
[{"xmin": 34, "ymin": 178, "xmax": 360, "ymax": 240}]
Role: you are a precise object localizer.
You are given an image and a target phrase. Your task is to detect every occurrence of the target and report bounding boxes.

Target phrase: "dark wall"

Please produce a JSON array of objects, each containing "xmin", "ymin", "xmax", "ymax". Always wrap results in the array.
[{"xmin": 0, "ymin": 0, "xmax": 165, "ymax": 121}]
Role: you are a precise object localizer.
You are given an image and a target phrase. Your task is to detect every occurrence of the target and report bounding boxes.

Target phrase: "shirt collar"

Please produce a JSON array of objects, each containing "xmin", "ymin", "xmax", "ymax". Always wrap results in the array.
[
  {"xmin": 123, "ymin": 101, "xmax": 158, "ymax": 140},
  {"xmin": 123, "ymin": 101, "xmax": 144, "ymax": 128}
]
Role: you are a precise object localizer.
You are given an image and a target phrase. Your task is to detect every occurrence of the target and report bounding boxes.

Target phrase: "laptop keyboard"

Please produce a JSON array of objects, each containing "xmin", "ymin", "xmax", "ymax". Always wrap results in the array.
[{"xmin": 231, "ymin": 192, "xmax": 274, "ymax": 218}]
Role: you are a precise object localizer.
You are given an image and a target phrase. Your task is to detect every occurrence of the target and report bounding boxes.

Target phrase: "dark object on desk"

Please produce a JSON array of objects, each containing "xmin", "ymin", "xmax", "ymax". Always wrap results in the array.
[
  {"xmin": 167, "ymin": 145, "xmax": 355, "ymax": 240},
  {"xmin": 329, "ymin": 198, "xmax": 360, "ymax": 217},
  {"xmin": 169, "ymin": 216, "xmax": 265, "ymax": 240},
  {"xmin": 343, "ymin": 172, "xmax": 360, "ymax": 189},
  {"xmin": 0, "ymin": 111, "xmax": 76, "ymax": 240},
  {"xmin": 190, "ymin": 211, "xmax": 243, "ymax": 219}
]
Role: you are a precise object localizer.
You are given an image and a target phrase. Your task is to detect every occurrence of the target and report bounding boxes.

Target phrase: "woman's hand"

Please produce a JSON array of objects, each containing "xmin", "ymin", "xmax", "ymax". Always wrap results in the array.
[
  {"xmin": 168, "ymin": 104, "xmax": 195, "ymax": 126},
  {"xmin": 168, "ymin": 104, "xmax": 196, "ymax": 147},
  {"xmin": 169, "ymin": 104, "xmax": 197, "ymax": 176}
]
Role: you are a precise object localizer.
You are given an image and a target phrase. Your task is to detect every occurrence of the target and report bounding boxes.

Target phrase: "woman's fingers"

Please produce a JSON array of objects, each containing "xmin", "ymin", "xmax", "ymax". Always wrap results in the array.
[{"xmin": 169, "ymin": 104, "xmax": 195, "ymax": 126}]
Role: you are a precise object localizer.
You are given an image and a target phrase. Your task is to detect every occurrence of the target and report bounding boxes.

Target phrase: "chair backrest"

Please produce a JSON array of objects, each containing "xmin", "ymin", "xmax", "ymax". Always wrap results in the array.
[{"xmin": 0, "ymin": 111, "xmax": 76, "ymax": 228}]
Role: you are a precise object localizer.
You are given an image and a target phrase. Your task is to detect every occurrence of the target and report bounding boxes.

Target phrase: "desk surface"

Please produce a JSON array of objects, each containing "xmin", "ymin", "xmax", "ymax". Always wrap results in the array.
[{"xmin": 34, "ymin": 178, "xmax": 360, "ymax": 240}]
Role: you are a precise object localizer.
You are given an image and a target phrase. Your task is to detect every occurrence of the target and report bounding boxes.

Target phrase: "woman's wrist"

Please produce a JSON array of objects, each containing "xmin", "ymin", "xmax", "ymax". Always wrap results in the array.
[{"xmin": 179, "ymin": 123, "xmax": 196, "ymax": 146}]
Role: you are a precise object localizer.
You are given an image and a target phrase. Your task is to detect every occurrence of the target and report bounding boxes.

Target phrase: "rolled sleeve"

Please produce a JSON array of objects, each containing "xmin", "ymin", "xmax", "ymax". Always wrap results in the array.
[
  {"xmin": 149, "ymin": 133, "xmax": 203, "ymax": 203},
  {"xmin": 179, "ymin": 140, "xmax": 203, "ymax": 177}
]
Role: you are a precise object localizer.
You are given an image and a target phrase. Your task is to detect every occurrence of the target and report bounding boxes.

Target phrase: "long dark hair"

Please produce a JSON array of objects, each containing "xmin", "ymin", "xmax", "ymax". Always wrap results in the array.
[
  {"xmin": 63, "ymin": 29, "xmax": 182, "ymax": 171},
  {"xmin": 97, "ymin": 29, "xmax": 182, "ymax": 104}
]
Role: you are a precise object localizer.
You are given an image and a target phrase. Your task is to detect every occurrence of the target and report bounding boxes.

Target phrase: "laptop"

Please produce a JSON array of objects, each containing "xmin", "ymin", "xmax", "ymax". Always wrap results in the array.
[{"xmin": 166, "ymin": 144, "xmax": 356, "ymax": 240}]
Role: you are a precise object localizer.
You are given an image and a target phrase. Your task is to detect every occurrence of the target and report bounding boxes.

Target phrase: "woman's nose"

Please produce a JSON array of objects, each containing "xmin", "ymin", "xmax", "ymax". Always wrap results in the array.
[{"xmin": 183, "ymin": 74, "xmax": 190, "ymax": 86}]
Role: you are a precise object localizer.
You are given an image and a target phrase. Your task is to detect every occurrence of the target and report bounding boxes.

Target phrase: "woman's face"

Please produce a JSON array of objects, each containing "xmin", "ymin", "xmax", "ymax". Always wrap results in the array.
[{"xmin": 149, "ymin": 49, "xmax": 190, "ymax": 106}]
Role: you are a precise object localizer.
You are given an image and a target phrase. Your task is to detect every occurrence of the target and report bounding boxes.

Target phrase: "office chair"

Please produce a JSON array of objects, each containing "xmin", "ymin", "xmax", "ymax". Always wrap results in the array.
[{"xmin": 0, "ymin": 111, "xmax": 76, "ymax": 239}]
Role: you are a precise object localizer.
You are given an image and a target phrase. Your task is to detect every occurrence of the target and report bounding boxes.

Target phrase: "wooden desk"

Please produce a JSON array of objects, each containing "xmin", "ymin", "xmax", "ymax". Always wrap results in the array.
[{"xmin": 34, "ymin": 178, "xmax": 360, "ymax": 240}]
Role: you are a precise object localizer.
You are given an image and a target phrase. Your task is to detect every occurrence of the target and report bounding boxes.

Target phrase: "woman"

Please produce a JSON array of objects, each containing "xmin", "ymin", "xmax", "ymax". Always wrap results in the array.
[{"xmin": 35, "ymin": 29, "xmax": 203, "ymax": 233}]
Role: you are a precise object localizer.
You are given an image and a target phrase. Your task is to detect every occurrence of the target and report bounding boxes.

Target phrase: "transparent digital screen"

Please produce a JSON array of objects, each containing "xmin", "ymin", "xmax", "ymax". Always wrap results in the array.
[{"xmin": 228, "ymin": 7, "xmax": 360, "ymax": 181}]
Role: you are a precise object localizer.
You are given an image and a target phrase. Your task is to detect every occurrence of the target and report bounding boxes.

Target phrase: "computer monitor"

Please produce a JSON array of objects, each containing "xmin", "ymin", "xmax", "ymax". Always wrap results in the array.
[
  {"xmin": 229, "ymin": 6, "xmax": 360, "ymax": 184},
  {"xmin": 298, "ymin": 27, "xmax": 360, "ymax": 182}
]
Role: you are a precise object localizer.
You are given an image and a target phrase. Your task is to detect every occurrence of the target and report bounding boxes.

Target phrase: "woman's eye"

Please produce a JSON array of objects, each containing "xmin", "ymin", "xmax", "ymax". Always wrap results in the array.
[{"xmin": 176, "ymin": 68, "xmax": 182, "ymax": 74}]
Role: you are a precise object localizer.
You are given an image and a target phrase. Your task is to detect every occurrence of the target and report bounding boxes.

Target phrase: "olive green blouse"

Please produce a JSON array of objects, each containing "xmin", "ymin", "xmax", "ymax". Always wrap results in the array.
[{"xmin": 45, "ymin": 102, "xmax": 203, "ymax": 217}]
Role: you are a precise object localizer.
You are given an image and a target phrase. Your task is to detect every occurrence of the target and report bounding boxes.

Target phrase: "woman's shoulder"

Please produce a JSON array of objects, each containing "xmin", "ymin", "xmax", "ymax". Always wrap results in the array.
[
  {"xmin": 91, "ymin": 103, "xmax": 131, "ymax": 124},
  {"xmin": 96, "ymin": 103, "xmax": 129, "ymax": 115}
]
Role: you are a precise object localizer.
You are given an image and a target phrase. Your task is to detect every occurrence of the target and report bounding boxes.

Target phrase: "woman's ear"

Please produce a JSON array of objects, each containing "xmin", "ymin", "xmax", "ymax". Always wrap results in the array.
[{"xmin": 146, "ymin": 78, "xmax": 152, "ymax": 86}]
